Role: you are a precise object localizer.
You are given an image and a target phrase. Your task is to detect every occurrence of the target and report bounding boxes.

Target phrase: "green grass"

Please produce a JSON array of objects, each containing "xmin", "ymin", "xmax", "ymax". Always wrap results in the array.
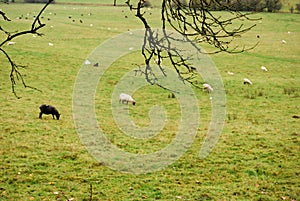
[{"xmin": 0, "ymin": 2, "xmax": 300, "ymax": 201}]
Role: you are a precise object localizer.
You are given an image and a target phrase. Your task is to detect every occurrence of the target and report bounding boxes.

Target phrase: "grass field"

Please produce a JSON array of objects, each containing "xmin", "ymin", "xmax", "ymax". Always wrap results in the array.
[{"xmin": 0, "ymin": 2, "xmax": 299, "ymax": 201}]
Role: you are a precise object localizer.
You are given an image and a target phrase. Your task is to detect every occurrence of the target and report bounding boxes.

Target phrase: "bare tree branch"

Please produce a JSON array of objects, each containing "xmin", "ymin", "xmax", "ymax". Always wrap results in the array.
[
  {"xmin": 126, "ymin": 0, "xmax": 260, "ymax": 89},
  {"xmin": 0, "ymin": 0, "xmax": 54, "ymax": 98},
  {"xmin": 0, "ymin": 10, "xmax": 11, "ymax": 21}
]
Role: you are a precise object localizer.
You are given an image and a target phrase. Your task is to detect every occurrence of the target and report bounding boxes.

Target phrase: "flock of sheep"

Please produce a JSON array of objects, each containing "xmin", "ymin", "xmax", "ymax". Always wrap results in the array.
[
  {"xmin": 38, "ymin": 64, "xmax": 269, "ymax": 120},
  {"xmin": 120, "ymin": 64, "xmax": 269, "ymax": 106},
  {"xmin": 32, "ymin": 14, "xmax": 290, "ymax": 121},
  {"xmin": 118, "ymin": 63, "xmax": 267, "ymax": 108},
  {"xmin": 203, "ymin": 65, "xmax": 268, "ymax": 93}
]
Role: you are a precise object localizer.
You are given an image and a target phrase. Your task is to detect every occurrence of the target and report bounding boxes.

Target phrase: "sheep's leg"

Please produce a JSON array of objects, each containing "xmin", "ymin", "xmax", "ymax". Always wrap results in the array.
[
  {"xmin": 39, "ymin": 112, "xmax": 43, "ymax": 119},
  {"xmin": 52, "ymin": 114, "xmax": 55, "ymax": 119}
]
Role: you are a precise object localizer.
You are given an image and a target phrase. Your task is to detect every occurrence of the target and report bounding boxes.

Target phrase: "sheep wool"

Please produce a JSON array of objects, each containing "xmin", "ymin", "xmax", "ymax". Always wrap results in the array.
[
  {"xmin": 261, "ymin": 66, "xmax": 268, "ymax": 72},
  {"xmin": 243, "ymin": 78, "xmax": 253, "ymax": 85},
  {"xmin": 119, "ymin": 93, "xmax": 136, "ymax": 105},
  {"xmin": 203, "ymin": 83, "xmax": 213, "ymax": 92}
]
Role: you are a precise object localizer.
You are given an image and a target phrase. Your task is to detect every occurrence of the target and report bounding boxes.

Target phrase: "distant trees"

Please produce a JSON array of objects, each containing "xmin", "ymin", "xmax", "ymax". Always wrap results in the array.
[
  {"xmin": 24, "ymin": 0, "xmax": 55, "ymax": 3},
  {"xmin": 131, "ymin": 0, "xmax": 283, "ymax": 12},
  {"xmin": 201, "ymin": 0, "xmax": 282, "ymax": 12},
  {"xmin": 265, "ymin": 0, "xmax": 282, "ymax": 12},
  {"xmin": 207, "ymin": 0, "xmax": 264, "ymax": 11},
  {"xmin": 295, "ymin": 4, "xmax": 300, "ymax": 13}
]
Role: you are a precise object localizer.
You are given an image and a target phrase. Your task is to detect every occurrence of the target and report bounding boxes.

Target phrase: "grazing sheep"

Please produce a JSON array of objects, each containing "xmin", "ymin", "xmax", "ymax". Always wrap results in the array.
[
  {"xmin": 261, "ymin": 66, "xmax": 268, "ymax": 72},
  {"xmin": 39, "ymin": 104, "xmax": 60, "ymax": 120},
  {"xmin": 119, "ymin": 93, "xmax": 136, "ymax": 105},
  {"xmin": 243, "ymin": 78, "xmax": 253, "ymax": 85},
  {"xmin": 84, "ymin": 60, "xmax": 91, "ymax": 65},
  {"xmin": 203, "ymin": 83, "xmax": 213, "ymax": 92},
  {"xmin": 227, "ymin": 71, "xmax": 234, "ymax": 75},
  {"xmin": 281, "ymin": 39, "xmax": 287, "ymax": 44},
  {"xmin": 7, "ymin": 41, "xmax": 16, "ymax": 45}
]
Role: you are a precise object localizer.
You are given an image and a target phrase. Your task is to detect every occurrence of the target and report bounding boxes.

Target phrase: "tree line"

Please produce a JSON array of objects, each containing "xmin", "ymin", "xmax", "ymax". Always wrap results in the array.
[
  {"xmin": 144, "ymin": 0, "xmax": 285, "ymax": 13},
  {"xmin": 209, "ymin": 0, "xmax": 283, "ymax": 12},
  {"xmin": 24, "ymin": 0, "xmax": 55, "ymax": 3},
  {"xmin": 2, "ymin": 0, "xmax": 55, "ymax": 3}
]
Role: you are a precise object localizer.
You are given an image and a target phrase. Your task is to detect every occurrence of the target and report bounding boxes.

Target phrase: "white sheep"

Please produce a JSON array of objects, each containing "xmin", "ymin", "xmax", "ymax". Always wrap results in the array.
[
  {"xmin": 227, "ymin": 71, "xmax": 234, "ymax": 75},
  {"xmin": 261, "ymin": 66, "xmax": 268, "ymax": 72},
  {"xmin": 119, "ymin": 93, "xmax": 136, "ymax": 105},
  {"xmin": 203, "ymin": 83, "xmax": 213, "ymax": 92},
  {"xmin": 281, "ymin": 40, "xmax": 287, "ymax": 44},
  {"xmin": 7, "ymin": 41, "xmax": 16, "ymax": 45},
  {"xmin": 84, "ymin": 60, "xmax": 91, "ymax": 65},
  {"xmin": 243, "ymin": 78, "xmax": 253, "ymax": 85}
]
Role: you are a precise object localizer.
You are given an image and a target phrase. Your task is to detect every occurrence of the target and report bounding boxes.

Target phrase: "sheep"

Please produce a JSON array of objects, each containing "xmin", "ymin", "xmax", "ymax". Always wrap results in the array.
[
  {"xmin": 7, "ymin": 41, "xmax": 16, "ymax": 45},
  {"xmin": 119, "ymin": 93, "xmax": 136, "ymax": 105},
  {"xmin": 227, "ymin": 71, "xmax": 234, "ymax": 75},
  {"xmin": 281, "ymin": 39, "xmax": 287, "ymax": 44},
  {"xmin": 84, "ymin": 60, "xmax": 91, "ymax": 65},
  {"xmin": 243, "ymin": 78, "xmax": 253, "ymax": 85},
  {"xmin": 261, "ymin": 66, "xmax": 268, "ymax": 72},
  {"xmin": 39, "ymin": 104, "xmax": 60, "ymax": 120},
  {"xmin": 203, "ymin": 83, "xmax": 213, "ymax": 93}
]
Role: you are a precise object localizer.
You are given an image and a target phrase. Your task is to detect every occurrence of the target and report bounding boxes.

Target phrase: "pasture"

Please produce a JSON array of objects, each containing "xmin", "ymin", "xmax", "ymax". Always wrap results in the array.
[{"xmin": 0, "ymin": 2, "xmax": 299, "ymax": 200}]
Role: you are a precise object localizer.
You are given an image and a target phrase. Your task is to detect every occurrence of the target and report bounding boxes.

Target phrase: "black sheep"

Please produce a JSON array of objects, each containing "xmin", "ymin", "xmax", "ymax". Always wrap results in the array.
[{"xmin": 39, "ymin": 104, "xmax": 60, "ymax": 120}]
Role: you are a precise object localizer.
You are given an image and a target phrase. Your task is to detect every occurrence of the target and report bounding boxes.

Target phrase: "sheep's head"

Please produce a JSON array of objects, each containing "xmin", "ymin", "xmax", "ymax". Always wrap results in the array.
[{"xmin": 132, "ymin": 101, "xmax": 136, "ymax": 106}]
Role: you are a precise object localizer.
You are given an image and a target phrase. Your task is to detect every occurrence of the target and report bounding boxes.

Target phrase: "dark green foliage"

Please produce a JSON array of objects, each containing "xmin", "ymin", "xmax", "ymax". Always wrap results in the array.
[
  {"xmin": 218, "ymin": 0, "xmax": 266, "ymax": 12},
  {"xmin": 24, "ymin": 0, "xmax": 55, "ymax": 3},
  {"xmin": 295, "ymin": 3, "xmax": 300, "ymax": 12},
  {"xmin": 193, "ymin": 0, "xmax": 282, "ymax": 12},
  {"xmin": 265, "ymin": 0, "xmax": 283, "ymax": 12}
]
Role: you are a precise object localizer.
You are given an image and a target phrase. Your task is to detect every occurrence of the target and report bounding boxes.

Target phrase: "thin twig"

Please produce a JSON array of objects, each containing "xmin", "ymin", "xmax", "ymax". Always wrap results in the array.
[{"xmin": 0, "ymin": 0, "xmax": 53, "ymax": 97}]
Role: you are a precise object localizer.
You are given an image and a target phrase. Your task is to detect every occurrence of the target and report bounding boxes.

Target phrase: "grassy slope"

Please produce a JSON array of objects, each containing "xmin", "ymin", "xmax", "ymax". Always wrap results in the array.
[{"xmin": 0, "ymin": 3, "xmax": 299, "ymax": 201}]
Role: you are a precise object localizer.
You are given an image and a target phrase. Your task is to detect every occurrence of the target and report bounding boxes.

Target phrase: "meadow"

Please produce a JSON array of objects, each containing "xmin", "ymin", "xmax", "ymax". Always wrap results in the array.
[{"xmin": 0, "ymin": 1, "xmax": 299, "ymax": 201}]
